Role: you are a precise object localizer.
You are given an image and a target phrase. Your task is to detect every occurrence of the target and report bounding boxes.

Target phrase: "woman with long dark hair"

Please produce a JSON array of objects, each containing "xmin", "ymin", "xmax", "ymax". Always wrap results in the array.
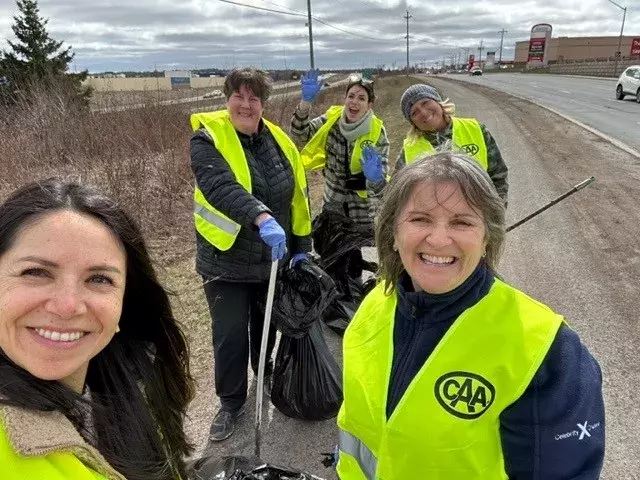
[{"xmin": 0, "ymin": 179, "xmax": 194, "ymax": 479}]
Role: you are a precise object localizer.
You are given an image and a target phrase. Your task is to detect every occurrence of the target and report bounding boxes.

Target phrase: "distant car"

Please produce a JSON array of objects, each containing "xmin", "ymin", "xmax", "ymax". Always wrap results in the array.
[
  {"xmin": 469, "ymin": 67, "xmax": 483, "ymax": 76},
  {"xmin": 203, "ymin": 89, "xmax": 224, "ymax": 99},
  {"xmin": 615, "ymin": 65, "xmax": 640, "ymax": 103}
]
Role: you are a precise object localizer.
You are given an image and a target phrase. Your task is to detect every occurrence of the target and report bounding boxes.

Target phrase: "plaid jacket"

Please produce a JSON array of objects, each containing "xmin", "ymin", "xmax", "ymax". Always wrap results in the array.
[
  {"xmin": 291, "ymin": 104, "xmax": 390, "ymax": 227},
  {"xmin": 395, "ymin": 121, "xmax": 509, "ymax": 204}
]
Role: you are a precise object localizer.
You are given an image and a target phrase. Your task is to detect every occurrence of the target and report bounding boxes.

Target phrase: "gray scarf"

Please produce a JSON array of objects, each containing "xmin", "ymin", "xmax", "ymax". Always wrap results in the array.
[{"xmin": 338, "ymin": 108, "xmax": 374, "ymax": 143}]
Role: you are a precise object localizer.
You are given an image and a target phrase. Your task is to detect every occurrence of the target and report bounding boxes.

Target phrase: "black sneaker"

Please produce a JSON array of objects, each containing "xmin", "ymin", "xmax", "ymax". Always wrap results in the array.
[{"xmin": 208, "ymin": 405, "xmax": 245, "ymax": 442}]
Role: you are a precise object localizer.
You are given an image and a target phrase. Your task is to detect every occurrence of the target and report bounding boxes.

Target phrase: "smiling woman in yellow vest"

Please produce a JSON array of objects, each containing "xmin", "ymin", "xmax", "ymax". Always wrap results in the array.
[
  {"xmin": 190, "ymin": 68, "xmax": 312, "ymax": 442},
  {"xmin": 290, "ymin": 71, "xmax": 390, "ymax": 228},
  {"xmin": 0, "ymin": 179, "xmax": 194, "ymax": 480},
  {"xmin": 336, "ymin": 152, "xmax": 605, "ymax": 479},
  {"xmin": 395, "ymin": 83, "xmax": 509, "ymax": 205}
]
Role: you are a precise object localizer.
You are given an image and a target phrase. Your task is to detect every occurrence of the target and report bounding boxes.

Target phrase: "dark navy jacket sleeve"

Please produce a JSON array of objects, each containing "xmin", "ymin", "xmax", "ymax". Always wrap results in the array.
[{"xmin": 500, "ymin": 324, "xmax": 605, "ymax": 479}]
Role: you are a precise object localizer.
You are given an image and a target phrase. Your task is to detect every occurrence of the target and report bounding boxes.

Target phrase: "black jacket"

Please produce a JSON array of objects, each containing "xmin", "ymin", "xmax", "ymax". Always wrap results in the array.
[{"xmin": 190, "ymin": 121, "xmax": 312, "ymax": 282}]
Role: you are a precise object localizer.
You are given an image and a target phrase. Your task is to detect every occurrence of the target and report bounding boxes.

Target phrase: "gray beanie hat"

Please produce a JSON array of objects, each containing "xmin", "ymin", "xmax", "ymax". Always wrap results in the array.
[{"xmin": 400, "ymin": 84, "xmax": 443, "ymax": 121}]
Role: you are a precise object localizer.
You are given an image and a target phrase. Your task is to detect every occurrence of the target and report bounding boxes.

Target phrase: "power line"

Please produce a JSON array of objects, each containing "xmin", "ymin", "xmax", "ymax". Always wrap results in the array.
[
  {"xmin": 313, "ymin": 17, "xmax": 396, "ymax": 41},
  {"xmin": 258, "ymin": 0, "xmax": 306, "ymax": 14},
  {"xmin": 257, "ymin": 0, "xmax": 399, "ymax": 41},
  {"xmin": 219, "ymin": 0, "xmax": 305, "ymax": 17},
  {"xmin": 221, "ymin": 0, "xmax": 399, "ymax": 42}
]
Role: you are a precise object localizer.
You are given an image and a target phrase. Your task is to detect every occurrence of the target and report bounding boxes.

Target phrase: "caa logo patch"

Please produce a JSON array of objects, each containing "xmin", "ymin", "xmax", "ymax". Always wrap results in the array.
[
  {"xmin": 434, "ymin": 371, "xmax": 495, "ymax": 419},
  {"xmin": 460, "ymin": 143, "xmax": 479, "ymax": 156}
]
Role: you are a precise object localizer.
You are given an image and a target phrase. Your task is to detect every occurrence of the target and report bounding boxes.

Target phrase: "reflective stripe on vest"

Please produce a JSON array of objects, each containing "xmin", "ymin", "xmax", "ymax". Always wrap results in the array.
[
  {"xmin": 403, "ymin": 117, "xmax": 488, "ymax": 170},
  {"xmin": 337, "ymin": 279, "xmax": 563, "ymax": 479},
  {"xmin": 339, "ymin": 429, "xmax": 377, "ymax": 480},
  {"xmin": 193, "ymin": 201, "xmax": 239, "ymax": 235},
  {"xmin": 190, "ymin": 110, "xmax": 311, "ymax": 251},
  {"xmin": 300, "ymin": 105, "xmax": 383, "ymax": 199}
]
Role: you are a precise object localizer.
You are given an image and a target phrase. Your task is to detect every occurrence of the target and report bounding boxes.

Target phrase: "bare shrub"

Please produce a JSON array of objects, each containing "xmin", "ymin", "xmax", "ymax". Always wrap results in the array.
[{"xmin": 0, "ymin": 79, "xmax": 194, "ymax": 260}]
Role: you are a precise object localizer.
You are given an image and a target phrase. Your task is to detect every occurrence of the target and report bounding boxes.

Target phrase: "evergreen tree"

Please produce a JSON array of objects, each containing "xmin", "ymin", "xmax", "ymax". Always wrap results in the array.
[{"xmin": 0, "ymin": 0, "xmax": 91, "ymax": 105}]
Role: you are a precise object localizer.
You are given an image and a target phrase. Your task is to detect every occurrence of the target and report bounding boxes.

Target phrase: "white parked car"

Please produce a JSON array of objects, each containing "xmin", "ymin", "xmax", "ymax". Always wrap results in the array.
[
  {"xmin": 203, "ymin": 89, "xmax": 224, "ymax": 99},
  {"xmin": 615, "ymin": 65, "xmax": 640, "ymax": 102}
]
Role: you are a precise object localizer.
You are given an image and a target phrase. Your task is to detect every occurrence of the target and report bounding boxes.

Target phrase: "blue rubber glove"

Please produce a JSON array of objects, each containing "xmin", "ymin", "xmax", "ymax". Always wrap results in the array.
[
  {"xmin": 291, "ymin": 253, "xmax": 308, "ymax": 267},
  {"xmin": 258, "ymin": 217, "xmax": 287, "ymax": 261},
  {"xmin": 301, "ymin": 69, "xmax": 323, "ymax": 102},
  {"xmin": 360, "ymin": 146, "xmax": 384, "ymax": 184}
]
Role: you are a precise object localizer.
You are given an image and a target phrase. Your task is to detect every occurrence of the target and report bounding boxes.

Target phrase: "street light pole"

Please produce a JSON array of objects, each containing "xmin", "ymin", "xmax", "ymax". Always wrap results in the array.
[{"xmin": 606, "ymin": 0, "xmax": 627, "ymax": 77}]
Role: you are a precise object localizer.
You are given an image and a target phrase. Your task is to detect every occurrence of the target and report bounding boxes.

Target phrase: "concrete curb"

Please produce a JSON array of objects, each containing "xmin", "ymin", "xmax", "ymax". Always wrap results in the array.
[
  {"xmin": 430, "ymin": 76, "xmax": 640, "ymax": 161},
  {"xmin": 504, "ymin": 93, "xmax": 640, "ymax": 160}
]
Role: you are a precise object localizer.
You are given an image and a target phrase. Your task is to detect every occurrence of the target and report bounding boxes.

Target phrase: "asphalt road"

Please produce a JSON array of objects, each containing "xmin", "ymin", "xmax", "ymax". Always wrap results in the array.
[
  {"xmin": 186, "ymin": 77, "xmax": 640, "ymax": 480},
  {"xmin": 443, "ymin": 72, "xmax": 640, "ymax": 152}
]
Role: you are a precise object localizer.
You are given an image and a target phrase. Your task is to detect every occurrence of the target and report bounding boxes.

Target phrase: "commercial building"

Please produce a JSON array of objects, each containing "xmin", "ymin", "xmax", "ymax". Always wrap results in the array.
[{"xmin": 515, "ymin": 35, "xmax": 640, "ymax": 64}]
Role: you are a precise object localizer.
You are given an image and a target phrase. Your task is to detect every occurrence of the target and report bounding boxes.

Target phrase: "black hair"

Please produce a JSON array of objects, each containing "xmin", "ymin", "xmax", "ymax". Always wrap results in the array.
[{"xmin": 0, "ymin": 179, "xmax": 195, "ymax": 480}]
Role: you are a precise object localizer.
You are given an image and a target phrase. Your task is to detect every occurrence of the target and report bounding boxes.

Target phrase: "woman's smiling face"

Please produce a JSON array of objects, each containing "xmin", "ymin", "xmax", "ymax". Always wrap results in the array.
[
  {"xmin": 0, "ymin": 210, "xmax": 126, "ymax": 392},
  {"xmin": 395, "ymin": 180, "xmax": 487, "ymax": 294},
  {"xmin": 344, "ymin": 84, "xmax": 372, "ymax": 123}
]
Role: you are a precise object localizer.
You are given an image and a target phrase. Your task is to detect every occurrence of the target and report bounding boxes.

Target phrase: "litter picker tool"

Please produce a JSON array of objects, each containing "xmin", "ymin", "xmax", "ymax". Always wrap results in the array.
[
  {"xmin": 254, "ymin": 259, "xmax": 278, "ymax": 458},
  {"xmin": 506, "ymin": 176, "xmax": 594, "ymax": 233}
]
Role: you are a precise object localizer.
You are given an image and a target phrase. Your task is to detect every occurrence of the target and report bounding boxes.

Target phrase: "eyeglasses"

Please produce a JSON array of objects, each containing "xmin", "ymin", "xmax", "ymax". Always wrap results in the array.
[{"xmin": 348, "ymin": 73, "xmax": 373, "ymax": 85}]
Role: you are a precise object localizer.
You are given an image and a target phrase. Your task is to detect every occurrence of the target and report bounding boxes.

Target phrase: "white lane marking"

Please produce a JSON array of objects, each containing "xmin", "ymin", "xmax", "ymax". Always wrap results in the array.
[{"xmin": 559, "ymin": 89, "xmax": 572, "ymax": 94}]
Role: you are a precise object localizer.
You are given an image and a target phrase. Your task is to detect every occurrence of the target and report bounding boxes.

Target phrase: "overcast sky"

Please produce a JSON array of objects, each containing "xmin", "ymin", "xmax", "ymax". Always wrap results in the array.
[{"xmin": 0, "ymin": 0, "xmax": 638, "ymax": 72}]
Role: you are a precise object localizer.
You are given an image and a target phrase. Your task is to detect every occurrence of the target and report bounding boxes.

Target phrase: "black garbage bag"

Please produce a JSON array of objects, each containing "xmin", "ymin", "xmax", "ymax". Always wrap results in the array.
[
  {"xmin": 271, "ymin": 259, "xmax": 339, "ymax": 338},
  {"xmin": 190, "ymin": 455, "xmax": 325, "ymax": 480},
  {"xmin": 312, "ymin": 208, "xmax": 374, "ymax": 271},
  {"xmin": 271, "ymin": 321, "xmax": 342, "ymax": 421},
  {"xmin": 312, "ymin": 208, "xmax": 378, "ymax": 336},
  {"xmin": 322, "ymin": 275, "xmax": 378, "ymax": 336}
]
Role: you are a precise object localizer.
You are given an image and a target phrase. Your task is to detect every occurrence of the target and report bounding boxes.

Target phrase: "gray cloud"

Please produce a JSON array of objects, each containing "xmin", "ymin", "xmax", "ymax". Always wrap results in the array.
[{"xmin": 0, "ymin": 0, "xmax": 637, "ymax": 71}]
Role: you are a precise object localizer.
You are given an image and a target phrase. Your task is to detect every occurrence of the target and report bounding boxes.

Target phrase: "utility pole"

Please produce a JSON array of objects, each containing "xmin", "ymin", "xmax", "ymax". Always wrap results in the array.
[
  {"xmin": 405, "ymin": 10, "xmax": 412, "ymax": 75},
  {"xmin": 498, "ymin": 29, "xmax": 507, "ymax": 66},
  {"xmin": 606, "ymin": 0, "xmax": 627, "ymax": 77},
  {"xmin": 478, "ymin": 39, "xmax": 484, "ymax": 66},
  {"xmin": 306, "ymin": 0, "xmax": 315, "ymax": 69}
]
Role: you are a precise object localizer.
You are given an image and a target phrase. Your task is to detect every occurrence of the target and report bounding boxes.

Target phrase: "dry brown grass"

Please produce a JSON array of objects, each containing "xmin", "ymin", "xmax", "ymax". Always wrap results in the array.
[{"xmin": 0, "ymin": 75, "xmax": 423, "ymax": 265}]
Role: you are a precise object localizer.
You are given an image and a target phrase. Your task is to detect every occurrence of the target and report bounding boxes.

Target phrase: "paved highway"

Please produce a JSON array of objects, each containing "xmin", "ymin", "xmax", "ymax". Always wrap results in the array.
[{"xmin": 442, "ymin": 73, "xmax": 640, "ymax": 152}]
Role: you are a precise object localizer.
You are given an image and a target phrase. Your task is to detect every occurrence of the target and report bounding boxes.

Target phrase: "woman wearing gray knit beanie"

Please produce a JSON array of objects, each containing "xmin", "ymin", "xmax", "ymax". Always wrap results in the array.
[
  {"xmin": 290, "ymin": 70, "xmax": 390, "ymax": 228},
  {"xmin": 396, "ymin": 83, "xmax": 509, "ymax": 204}
]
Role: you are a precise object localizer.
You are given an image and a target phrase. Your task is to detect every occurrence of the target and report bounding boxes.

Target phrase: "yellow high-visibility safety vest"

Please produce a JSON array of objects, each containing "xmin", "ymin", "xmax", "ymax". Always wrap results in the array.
[
  {"xmin": 0, "ymin": 420, "xmax": 109, "ymax": 480},
  {"xmin": 336, "ymin": 279, "xmax": 563, "ymax": 479},
  {"xmin": 403, "ymin": 117, "xmax": 488, "ymax": 170},
  {"xmin": 300, "ymin": 105, "xmax": 384, "ymax": 199},
  {"xmin": 190, "ymin": 111, "xmax": 311, "ymax": 251}
]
